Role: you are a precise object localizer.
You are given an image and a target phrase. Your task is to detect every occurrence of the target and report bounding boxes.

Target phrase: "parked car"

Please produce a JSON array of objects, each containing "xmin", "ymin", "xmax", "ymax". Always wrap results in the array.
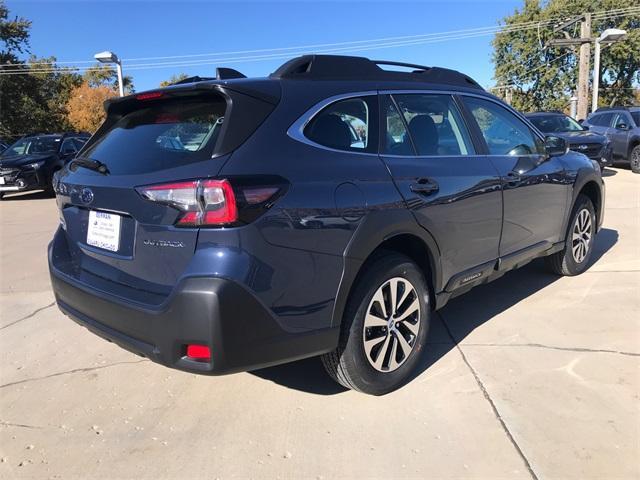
[
  {"xmin": 0, "ymin": 132, "xmax": 90, "ymax": 198},
  {"xmin": 48, "ymin": 55, "xmax": 605, "ymax": 395},
  {"xmin": 526, "ymin": 111, "xmax": 612, "ymax": 168},
  {"xmin": 582, "ymin": 106, "xmax": 640, "ymax": 173}
]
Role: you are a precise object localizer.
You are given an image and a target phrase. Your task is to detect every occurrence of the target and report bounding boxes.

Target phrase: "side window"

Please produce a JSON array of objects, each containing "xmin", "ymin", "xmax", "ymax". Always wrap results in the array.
[
  {"xmin": 388, "ymin": 94, "xmax": 474, "ymax": 156},
  {"xmin": 597, "ymin": 113, "xmax": 614, "ymax": 127},
  {"xmin": 464, "ymin": 97, "xmax": 544, "ymax": 156},
  {"xmin": 73, "ymin": 138, "xmax": 87, "ymax": 150},
  {"xmin": 381, "ymin": 95, "xmax": 412, "ymax": 155},
  {"xmin": 613, "ymin": 113, "xmax": 631, "ymax": 129},
  {"xmin": 60, "ymin": 138, "xmax": 77, "ymax": 155},
  {"xmin": 304, "ymin": 96, "xmax": 376, "ymax": 152}
]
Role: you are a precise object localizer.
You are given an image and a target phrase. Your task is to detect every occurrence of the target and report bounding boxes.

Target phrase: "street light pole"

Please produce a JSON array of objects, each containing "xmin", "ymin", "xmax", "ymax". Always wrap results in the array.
[
  {"xmin": 115, "ymin": 61, "xmax": 124, "ymax": 97},
  {"xmin": 94, "ymin": 51, "xmax": 125, "ymax": 97},
  {"xmin": 591, "ymin": 28, "xmax": 627, "ymax": 113}
]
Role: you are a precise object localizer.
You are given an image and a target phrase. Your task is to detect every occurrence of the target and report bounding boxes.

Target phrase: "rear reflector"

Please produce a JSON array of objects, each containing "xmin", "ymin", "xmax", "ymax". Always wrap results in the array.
[{"xmin": 186, "ymin": 344, "xmax": 211, "ymax": 361}]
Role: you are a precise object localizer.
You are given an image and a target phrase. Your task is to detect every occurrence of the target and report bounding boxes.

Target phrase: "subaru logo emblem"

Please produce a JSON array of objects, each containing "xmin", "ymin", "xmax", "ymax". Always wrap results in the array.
[
  {"xmin": 80, "ymin": 188, "xmax": 94, "ymax": 204},
  {"xmin": 578, "ymin": 144, "xmax": 589, "ymax": 151}
]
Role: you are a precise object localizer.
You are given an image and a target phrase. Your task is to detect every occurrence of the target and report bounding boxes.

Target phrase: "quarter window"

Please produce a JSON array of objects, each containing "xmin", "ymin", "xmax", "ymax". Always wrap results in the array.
[
  {"xmin": 464, "ymin": 97, "xmax": 543, "ymax": 156},
  {"xmin": 304, "ymin": 97, "xmax": 375, "ymax": 152},
  {"xmin": 388, "ymin": 94, "xmax": 474, "ymax": 156}
]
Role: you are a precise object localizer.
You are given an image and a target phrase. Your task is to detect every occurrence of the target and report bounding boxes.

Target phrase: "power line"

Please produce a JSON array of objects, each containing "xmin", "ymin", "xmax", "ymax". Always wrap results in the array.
[
  {"xmin": 5, "ymin": 4, "xmax": 637, "ymax": 69},
  {"xmin": 1, "ymin": 6, "xmax": 637, "ymax": 76}
]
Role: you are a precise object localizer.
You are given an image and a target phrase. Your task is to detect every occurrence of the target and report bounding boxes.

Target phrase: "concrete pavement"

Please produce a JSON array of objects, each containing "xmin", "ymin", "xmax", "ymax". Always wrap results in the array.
[{"xmin": 0, "ymin": 168, "xmax": 638, "ymax": 479}]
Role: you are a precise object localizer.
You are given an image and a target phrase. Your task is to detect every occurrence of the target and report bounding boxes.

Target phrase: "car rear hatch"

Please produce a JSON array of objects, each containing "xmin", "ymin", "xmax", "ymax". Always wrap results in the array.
[{"xmin": 53, "ymin": 83, "xmax": 279, "ymax": 304}]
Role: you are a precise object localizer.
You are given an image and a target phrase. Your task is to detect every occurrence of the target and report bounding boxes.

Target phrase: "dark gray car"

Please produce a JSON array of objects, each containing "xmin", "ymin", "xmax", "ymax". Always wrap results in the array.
[{"xmin": 582, "ymin": 107, "xmax": 640, "ymax": 173}]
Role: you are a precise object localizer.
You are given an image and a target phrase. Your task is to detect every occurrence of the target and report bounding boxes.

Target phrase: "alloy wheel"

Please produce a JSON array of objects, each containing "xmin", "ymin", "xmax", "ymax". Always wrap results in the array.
[
  {"xmin": 571, "ymin": 208, "xmax": 593, "ymax": 264},
  {"xmin": 362, "ymin": 277, "xmax": 421, "ymax": 372}
]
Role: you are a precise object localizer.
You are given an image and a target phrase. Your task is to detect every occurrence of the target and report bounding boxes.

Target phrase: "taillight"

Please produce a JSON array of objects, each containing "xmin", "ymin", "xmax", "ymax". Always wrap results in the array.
[{"xmin": 137, "ymin": 179, "xmax": 238, "ymax": 227}]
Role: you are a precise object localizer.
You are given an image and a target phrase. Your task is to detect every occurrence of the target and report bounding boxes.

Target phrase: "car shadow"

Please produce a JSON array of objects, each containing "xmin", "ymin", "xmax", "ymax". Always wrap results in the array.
[
  {"xmin": 601, "ymin": 168, "xmax": 617, "ymax": 177},
  {"xmin": 249, "ymin": 228, "xmax": 618, "ymax": 395},
  {"xmin": 1, "ymin": 190, "xmax": 52, "ymax": 201}
]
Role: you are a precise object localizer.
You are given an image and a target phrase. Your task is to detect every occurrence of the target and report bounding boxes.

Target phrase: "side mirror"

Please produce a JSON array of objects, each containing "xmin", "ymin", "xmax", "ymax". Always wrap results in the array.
[
  {"xmin": 545, "ymin": 136, "xmax": 568, "ymax": 157},
  {"xmin": 616, "ymin": 123, "xmax": 629, "ymax": 130}
]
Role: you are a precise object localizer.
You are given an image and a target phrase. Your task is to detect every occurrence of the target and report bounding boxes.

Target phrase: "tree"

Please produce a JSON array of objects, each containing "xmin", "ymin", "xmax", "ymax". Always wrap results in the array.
[
  {"xmin": 159, "ymin": 73, "xmax": 190, "ymax": 87},
  {"xmin": 83, "ymin": 64, "xmax": 134, "ymax": 94},
  {"xmin": 492, "ymin": 0, "xmax": 640, "ymax": 112},
  {"xmin": 0, "ymin": 1, "xmax": 82, "ymax": 140},
  {"xmin": 66, "ymin": 82, "xmax": 115, "ymax": 133}
]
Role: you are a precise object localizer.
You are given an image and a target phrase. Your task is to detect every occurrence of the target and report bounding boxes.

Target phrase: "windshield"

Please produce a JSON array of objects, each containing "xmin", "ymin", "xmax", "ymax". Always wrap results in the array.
[
  {"xmin": 632, "ymin": 112, "xmax": 640, "ymax": 127},
  {"xmin": 83, "ymin": 97, "xmax": 226, "ymax": 175},
  {"xmin": 1, "ymin": 136, "xmax": 61, "ymax": 156},
  {"xmin": 529, "ymin": 115, "xmax": 584, "ymax": 133}
]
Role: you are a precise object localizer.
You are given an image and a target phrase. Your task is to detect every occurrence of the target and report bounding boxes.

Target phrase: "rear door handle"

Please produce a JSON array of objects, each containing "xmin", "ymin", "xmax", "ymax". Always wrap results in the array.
[{"xmin": 410, "ymin": 178, "xmax": 439, "ymax": 195}]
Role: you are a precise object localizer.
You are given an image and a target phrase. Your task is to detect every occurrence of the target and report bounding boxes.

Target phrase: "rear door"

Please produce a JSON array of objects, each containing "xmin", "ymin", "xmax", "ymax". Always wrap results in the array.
[
  {"xmin": 611, "ymin": 112, "xmax": 633, "ymax": 158},
  {"xmin": 461, "ymin": 95, "xmax": 569, "ymax": 257},
  {"xmin": 379, "ymin": 92, "xmax": 502, "ymax": 290}
]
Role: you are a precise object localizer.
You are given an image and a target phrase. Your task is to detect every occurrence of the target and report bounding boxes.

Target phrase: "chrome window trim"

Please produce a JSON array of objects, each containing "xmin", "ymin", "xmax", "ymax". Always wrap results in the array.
[
  {"xmin": 287, "ymin": 88, "xmax": 547, "ymax": 158},
  {"xmin": 287, "ymin": 91, "xmax": 379, "ymax": 157}
]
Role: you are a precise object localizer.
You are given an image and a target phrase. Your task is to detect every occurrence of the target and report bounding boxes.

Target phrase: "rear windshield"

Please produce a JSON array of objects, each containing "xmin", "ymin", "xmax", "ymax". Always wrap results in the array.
[{"xmin": 83, "ymin": 97, "xmax": 226, "ymax": 175}]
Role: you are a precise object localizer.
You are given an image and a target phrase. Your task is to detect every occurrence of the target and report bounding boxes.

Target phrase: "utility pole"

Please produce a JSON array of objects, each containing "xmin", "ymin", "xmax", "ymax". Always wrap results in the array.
[
  {"xmin": 577, "ymin": 14, "xmax": 591, "ymax": 120},
  {"xmin": 548, "ymin": 13, "xmax": 592, "ymax": 120}
]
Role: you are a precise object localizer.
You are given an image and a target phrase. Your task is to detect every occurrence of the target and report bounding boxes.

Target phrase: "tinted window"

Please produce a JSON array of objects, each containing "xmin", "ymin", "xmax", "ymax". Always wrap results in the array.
[
  {"xmin": 60, "ymin": 138, "xmax": 77, "ymax": 155},
  {"xmin": 631, "ymin": 112, "xmax": 640, "ymax": 127},
  {"xmin": 591, "ymin": 113, "xmax": 613, "ymax": 127},
  {"xmin": 1, "ymin": 136, "xmax": 61, "ymax": 156},
  {"xmin": 304, "ymin": 97, "xmax": 375, "ymax": 152},
  {"xmin": 73, "ymin": 138, "xmax": 88, "ymax": 150},
  {"xmin": 613, "ymin": 113, "xmax": 632, "ymax": 129},
  {"xmin": 83, "ymin": 96, "xmax": 226, "ymax": 175},
  {"xmin": 529, "ymin": 114, "xmax": 583, "ymax": 133},
  {"xmin": 390, "ymin": 94, "xmax": 474, "ymax": 156},
  {"xmin": 382, "ymin": 95, "xmax": 412, "ymax": 155},
  {"xmin": 464, "ymin": 97, "xmax": 543, "ymax": 156}
]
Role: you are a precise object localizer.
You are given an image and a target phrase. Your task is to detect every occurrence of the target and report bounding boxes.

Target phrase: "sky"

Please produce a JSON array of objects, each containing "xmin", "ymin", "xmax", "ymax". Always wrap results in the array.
[{"xmin": 7, "ymin": 0, "xmax": 523, "ymax": 92}]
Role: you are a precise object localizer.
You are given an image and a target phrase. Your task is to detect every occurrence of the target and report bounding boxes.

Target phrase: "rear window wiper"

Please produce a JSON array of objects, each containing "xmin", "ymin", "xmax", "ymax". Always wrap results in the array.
[{"xmin": 68, "ymin": 157, "xmax": 110, "ymax": 175}]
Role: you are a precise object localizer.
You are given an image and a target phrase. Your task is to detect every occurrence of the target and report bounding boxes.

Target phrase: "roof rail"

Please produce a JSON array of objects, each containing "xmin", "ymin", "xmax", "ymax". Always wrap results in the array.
[{"xmin": 270, "ymin": 55, "xmax": 482, "ymax": 89}]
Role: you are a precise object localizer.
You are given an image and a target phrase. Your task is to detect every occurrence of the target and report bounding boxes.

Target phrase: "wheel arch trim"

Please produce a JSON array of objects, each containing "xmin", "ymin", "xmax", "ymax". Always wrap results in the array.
[{"xmin": 330, "ymin": 209, "xmax": 442, "ymax": 328}]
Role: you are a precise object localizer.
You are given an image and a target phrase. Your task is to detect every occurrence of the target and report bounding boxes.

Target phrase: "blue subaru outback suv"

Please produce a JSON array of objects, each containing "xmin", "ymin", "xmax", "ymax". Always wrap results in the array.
[{"xmin": 49, "ymin": 55, "xmax": 605, "ymax": 395}]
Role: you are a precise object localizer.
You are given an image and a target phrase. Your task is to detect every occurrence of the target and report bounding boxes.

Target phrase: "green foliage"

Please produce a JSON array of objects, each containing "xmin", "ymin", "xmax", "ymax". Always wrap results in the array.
[
  {"xmin": 159, "ymin": 73, "xmax": 190, "ymax": 87},
  {"xmin": 0, "ymin": 0, "xmax": 30, "ymax": 61},
  {"xmin": 0, "ymin": 1, "xmax": 83, "ymax": 140},
  {"xmin": 493, "ymin": 0, "xmax": 640, "ymax": 112},
  {"xmin": 0, "ymin": 1, "xmax": 133, "ymax": 141},
  {"xmin": 83, "ymin": 64, "xmax": 134, "ymax": 94}
]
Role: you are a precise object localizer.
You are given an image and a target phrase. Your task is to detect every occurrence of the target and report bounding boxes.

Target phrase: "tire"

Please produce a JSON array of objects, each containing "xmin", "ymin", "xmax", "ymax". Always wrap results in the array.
[
  {"xmin": 545, "ymin": 194, "xmax": 596, "ymax": 276},
  {"xmin": 630, "ymin": 145, "xmax": 640, "ymax": 174},
  {"xmin": 322, "ymin": 252, "xmax": 430, "ymax": 395}
]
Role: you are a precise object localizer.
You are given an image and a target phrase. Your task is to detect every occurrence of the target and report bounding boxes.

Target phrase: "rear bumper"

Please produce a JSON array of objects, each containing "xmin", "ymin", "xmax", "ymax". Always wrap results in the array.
[{"xmin": 49, "ymin": 243, "xmax": 339, "ymax": 375}]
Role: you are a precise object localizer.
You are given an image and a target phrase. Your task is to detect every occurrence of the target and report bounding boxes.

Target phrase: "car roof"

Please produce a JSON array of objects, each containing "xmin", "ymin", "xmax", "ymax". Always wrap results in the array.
[{"xmin": 115, "ymin": 55, "xmax": 487, "ymax": 109}]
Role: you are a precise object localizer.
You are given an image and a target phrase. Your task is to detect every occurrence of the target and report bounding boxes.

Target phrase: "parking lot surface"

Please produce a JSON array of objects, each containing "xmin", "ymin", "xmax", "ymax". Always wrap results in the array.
[{"xmin": 0, "ymin": 168, "xmax": 638, "ymax": 479}]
